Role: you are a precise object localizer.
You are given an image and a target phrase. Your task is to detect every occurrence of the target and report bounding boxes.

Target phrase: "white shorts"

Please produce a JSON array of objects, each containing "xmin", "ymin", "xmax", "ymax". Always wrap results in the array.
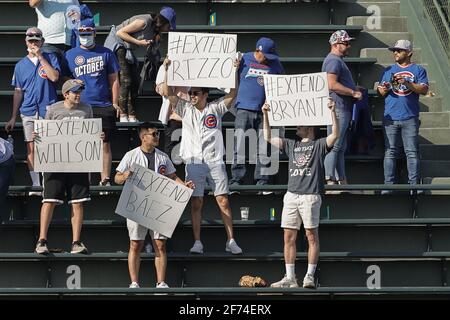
[
  {"xmin": 186, "ymin": 162, "xmax": 229, "ymax": 197},
  {"xmin": 281, "ymin": 191, "xmax": 322, "ymax": 229},
  {"xmin": 127, "ymin": 219, "xmax": 167, "ymax": 241},
  {"xmin": 21, "ymin": 113, "xmax": 42, "ymax": 142}
]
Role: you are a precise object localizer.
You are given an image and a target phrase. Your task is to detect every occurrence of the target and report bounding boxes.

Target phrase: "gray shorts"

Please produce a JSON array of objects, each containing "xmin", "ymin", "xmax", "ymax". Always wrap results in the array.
[
  {"xmin": 127, "ymin": 219, "xmax": 167, "ymax": 241},
  {"xmin": 186, "ymin": 162, "xmax": 229, "ymax": 197},
  {"xmin": 281, "ymin": 192, "xmax": 322, "ymax": 229},
  {"xmin": 21, "ymin": 113, "xmax": 42, "ymax": 142}
]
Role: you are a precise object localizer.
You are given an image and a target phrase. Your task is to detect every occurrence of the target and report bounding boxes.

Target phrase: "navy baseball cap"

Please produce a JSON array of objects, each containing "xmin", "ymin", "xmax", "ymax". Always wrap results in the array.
[
  {"xmin": 78, "ymin": 18, "xmax": 96, "ymax": 35},
  {"xmin": 255, "ymin": 37, "xmax": 279, "ymax": 60},
  {"xmin": 160, "ymin": 7, "xmax": 176, "ymax": 30}
]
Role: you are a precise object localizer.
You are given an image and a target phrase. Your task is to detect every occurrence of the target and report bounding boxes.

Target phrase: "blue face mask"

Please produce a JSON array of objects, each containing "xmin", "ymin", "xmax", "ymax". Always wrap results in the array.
[{"xmin": 79, "ymin": 34, "xmax": 95, "ymax": 47}]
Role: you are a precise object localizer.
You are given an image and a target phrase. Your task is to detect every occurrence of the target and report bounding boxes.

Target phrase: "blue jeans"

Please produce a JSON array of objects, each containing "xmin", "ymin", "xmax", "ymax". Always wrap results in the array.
[
  {"xmin": 383, "ymin": 117, "xmax": 420, "ymax": 185},
  {"xmin": 0, "ymin": 156, "xmax": 14, "ymax": 222},
  {"xmin": 230, "ymin": 108, "xmax": 270, "ymax": 184},
  {"xmin": 324, "ymin": 108, "xmax": 351, "ymax": 181}
]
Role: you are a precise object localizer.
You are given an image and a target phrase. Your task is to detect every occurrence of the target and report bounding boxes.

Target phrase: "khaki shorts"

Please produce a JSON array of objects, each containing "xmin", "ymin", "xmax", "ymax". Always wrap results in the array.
[
  {"xmin": 127, "ymin": 219, "xmax": 167, "ymax": 241},
  {"xmin": 21, "ymin": 113, "xmax": 42, "ymax": 142},
  {"xmin": 281, "ymin": 191, "xmax": 321, "ymax": 229}
]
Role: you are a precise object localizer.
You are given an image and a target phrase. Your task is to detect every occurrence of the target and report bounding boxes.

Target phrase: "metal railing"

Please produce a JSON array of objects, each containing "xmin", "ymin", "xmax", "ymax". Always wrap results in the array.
[{"xmin": 423, "ymin": 0, "xmax": 450, "ymax": 63}]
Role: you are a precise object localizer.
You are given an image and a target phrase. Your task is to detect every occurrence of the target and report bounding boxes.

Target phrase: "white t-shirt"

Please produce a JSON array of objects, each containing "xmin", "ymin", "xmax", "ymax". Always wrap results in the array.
[
  {"xmin": 116, "ymin": 146, "xmax": 176, "ymax": 176},
  {"xmin": 175, "ymin": 97, "xmax": 228, "ymax": 164},
  {"xmin": 35, "ymin": 0, "xmax": 79, "ymax": 45}
]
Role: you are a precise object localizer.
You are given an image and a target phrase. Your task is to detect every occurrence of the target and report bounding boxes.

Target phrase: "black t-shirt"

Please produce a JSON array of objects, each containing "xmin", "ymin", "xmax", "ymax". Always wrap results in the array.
[
  {"xmin": 142, "ymin": 149, "xmax": 156, "ymax": 171},
  {"xmin": 283, "ymin": 137, "xmax": 329, "ymax": 195}
]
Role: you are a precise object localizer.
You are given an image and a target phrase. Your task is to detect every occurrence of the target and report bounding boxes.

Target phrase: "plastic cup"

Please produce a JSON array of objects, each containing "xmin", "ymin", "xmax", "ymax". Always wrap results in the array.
[{"xmin": 240, "ymin": 207, "xmax": 249, "ymax": 220}]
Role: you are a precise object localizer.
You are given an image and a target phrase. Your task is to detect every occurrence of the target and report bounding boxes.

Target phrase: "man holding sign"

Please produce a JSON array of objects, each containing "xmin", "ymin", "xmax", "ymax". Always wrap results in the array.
[
  {"xmin": 115, "ymin": 122, "xmax": 194, "ymax": 289},
  {"xmin": 229, "ymin": 37, "xmax": 284, "ymax": 192},
  {"xmin": 163, "ymin": 57, "xmax": 243, "ymax": 255},
  {"xmin": 34, "ymin": 79, "xmax": 98, "ymax": 255},
  {"xmin": 262, "ymin": 99, "xmax": 338, "ymax": 289}
]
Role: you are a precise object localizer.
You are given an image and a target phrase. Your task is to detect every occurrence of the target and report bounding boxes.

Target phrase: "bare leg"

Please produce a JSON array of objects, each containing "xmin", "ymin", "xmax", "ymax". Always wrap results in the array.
[
  {"xmin": 153, "ymin": 239, "xmax": 167, "ymax": 284},
  {"xmin": 284, "ymin": 228, "xmax": 298, "ymax": 264},
  {"xmin": 71, "ymin": 203, "xmax": 84, "ymax": 242},
  {"xmin": 305, "ymin": 228, "xmax": 320, "ymax": 265},
  {"xmin": 128, "ymin": 240, "xmax": 144, "ymax": 284},
  {"xmin": 215, "ymin": 194, "xmax": 234, "ymax": 241},
  {"xmin": 39, "ymin": 202, "xmax": 56, "ymax": 240},
  {"xmin": 191, "ymin": 197, "xmax": 203, "ymax": 241},
  {"xmin": 102, "ymin": 141, "xmax": 112, "ymax": 181}
]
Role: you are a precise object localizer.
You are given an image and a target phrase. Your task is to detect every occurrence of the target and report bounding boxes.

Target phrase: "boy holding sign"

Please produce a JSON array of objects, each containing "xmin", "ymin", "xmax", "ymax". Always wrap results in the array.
[
  {"xmin": 115, "ymin": 122, "xmax": 194, "ymax": 289},
  {"xmin": 262, "ymin": 99, "xmax": 338, "ymax": 289},
  {"xmin": 35, "ymin": 79, "xmax": 97, "ymax": 255}
]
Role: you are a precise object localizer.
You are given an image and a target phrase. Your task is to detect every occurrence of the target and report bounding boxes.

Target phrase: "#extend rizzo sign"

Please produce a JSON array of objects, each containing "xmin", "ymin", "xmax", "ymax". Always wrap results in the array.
[
  {"xmin": 263, "ymin": 72, "xmax": 332, "ymax": 126},
  {"xmin": 167, "ymin": 31, "xmax": 237, "ymax": 88},
  {"xmin": 33, "ymin": 119, "xmax": 103, "ymax": 172},
  {"xmin": 115, "ymin": 164, "xmax": 193, "ymax": 238}
]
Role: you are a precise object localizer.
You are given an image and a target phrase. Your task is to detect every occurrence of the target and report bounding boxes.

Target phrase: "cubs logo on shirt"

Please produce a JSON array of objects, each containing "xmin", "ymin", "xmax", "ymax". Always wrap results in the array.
[
  {"xmin": 38, "ymin": 66, "xmax": 48, "ymax": 79},
  {"xmin": 392, "ymin": 71, "xmax": 414, "ymax": 96},
  {"xmin": 158, "ymin": 165, "xmax": 167, "ymax": 175},
  {"xmin": 75, "ymin": 55, "xmax": 85, "ymax": 66},
  {"xmin": 204, "ymin": 114, "xmax": 217, "ymax": 129}
]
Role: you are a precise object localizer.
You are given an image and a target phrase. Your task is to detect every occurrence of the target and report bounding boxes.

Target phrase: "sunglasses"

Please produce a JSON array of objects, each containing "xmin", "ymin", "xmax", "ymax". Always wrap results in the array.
[
  {"xmin": 189, "ymin": 90, "xmax": 202, "ymax": 96},
  {"xmin": 78, "ymin": 27, "xmax": 95, "ymax": 33},
  {"xmin": 144, "ymin": 132, "xmax": 160, "ymax": 138},
  {"xmin": 26, "ymin": 33, "xmax": 42, "ymax": 37}
]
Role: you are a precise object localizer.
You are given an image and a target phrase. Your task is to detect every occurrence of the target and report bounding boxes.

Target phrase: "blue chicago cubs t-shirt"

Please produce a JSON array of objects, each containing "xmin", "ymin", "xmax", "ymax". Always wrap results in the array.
[
  {"xmin": 321, "ymin": 53, "xmax": 356, "ymax": 112},
  {"xmin": 11, "ymin": 52, "xmax": 60, "ymax": 118},
  {"xmin": 379, "ymin": 63, "xmax": 429, "ymax": 121},
  {"xmin": 235, "ymin": 52, "xmax": 284, "ymax": 112},
  {"xmin": 64, "ymin": 45, "xmax": 120, "ymax": 108}
]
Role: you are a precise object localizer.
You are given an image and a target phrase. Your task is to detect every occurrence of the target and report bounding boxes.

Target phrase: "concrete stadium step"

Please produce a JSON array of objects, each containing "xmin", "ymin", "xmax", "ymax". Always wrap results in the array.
[
  {"xmin": 419, "ymin": 128, "xmax": 450, "ymax": 144},
  {"xmin": 420, "ymin": 145, "xmax": 450, "ymax": 161},
  {"xmin": 0, "ymin": 25, "xmax": 364, "ymax": 58},
  {"xmin": 6, "ymin": 190, "xmax": 449, "ymax": 222},
  {"xmin": 0, "ymin": 251, "xmax": 447, "ymax": 288},
  {"xmin": 347, "ymin": 16, "xmax": 408, "ymax": 32},
  {"xmin": 353, "ymin": 31, "xmax": 412, "ymax": 53},
  {"xmin": 0, "ymin": 1, "xmax": 337, "ymax": 26},
  {"xmin": 419, "ymin": 112, "xmax": 450, "ymax": 129},
  {"xmin": 422, "ymin": 177, "xmax": 450, "ymax": 195},
  {"xmin": 3, "ymin": 218, "xmax": 449, "ymax": 253},
  {"xmin": 421, "ymin": 160, "xmax": 450, "ymax": 177},
  {"xmin": 360, "ymin": 47, "xmax": 423, "ymax": 64}
]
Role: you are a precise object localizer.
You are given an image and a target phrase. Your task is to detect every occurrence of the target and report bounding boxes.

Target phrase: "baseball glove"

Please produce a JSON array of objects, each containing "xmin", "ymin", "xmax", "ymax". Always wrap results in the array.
[{"xmin": 238, "ymin": 275, "xmax": 268, "ymax": 287}]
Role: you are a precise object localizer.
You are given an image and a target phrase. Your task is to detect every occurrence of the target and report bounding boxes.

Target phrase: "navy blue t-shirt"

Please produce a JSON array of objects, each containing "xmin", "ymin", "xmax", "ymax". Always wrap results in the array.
[
  {"xmin": 12, "ymin": 53, "xmax": 60, "ymax": 117},
  {"xmin": 235, "ymin": 52, "xmax": 284, "ymax": 112},
  {"xmin": 379, "ymin": 63, "xmax": 429, "ymax": 121},
  {"xmin": 321, "ymin": 53, "xmax": 356, "ymax": 112},
  {"xmin": 63, "ymin": 45, "xmax": 120, "ymax": 108}
]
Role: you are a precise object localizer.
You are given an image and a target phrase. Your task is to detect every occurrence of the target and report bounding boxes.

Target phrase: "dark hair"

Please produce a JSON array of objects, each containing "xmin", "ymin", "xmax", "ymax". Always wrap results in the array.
[
  {"xmin": 155, "ymin": 13, "xmax": 169, "ymax": 28},
  {"xmin": 139, "ymin": 122, "xmax": 157, "ymax": 135},
  {"xmin": 200, "ymin": 87, "xmax": 209, "ymax": 94}
]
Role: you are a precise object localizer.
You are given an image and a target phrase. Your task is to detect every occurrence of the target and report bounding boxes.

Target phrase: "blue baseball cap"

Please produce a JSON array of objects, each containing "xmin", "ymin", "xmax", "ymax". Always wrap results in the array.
[
  {"xmin": 160, "ymin": 6, "xmax": 176, "ymax": 30},
  {"xmin": 78, "ymin": 18, "xmax": 96, "ymax": 35},
  {"xmin": 255, "ymin": 37, "xmax": 279, "ymax": 60}
]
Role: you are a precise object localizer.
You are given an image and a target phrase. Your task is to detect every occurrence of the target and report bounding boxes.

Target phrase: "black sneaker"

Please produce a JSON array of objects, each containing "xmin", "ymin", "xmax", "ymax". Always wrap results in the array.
[
  {"xmin": 71, "ymin": 241, "xmax": 88, "ymax": 254},
  {"xmin": 35, "ymin": 239, "xmax": 49, "ymax": 254}
]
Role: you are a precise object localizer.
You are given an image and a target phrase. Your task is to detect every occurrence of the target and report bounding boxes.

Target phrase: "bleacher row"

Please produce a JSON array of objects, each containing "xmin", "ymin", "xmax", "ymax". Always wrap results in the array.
[{"xmin": 1, "ymin": 0, "xmax": 450, "ymax": 299}]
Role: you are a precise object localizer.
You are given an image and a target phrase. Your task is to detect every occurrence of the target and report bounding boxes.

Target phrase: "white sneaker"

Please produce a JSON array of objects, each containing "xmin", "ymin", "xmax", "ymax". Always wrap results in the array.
[
  {"xmin": 28, "ymin": 190, "xmax": 42, "ymax": 196},
  {"xmin": 156, "ymin": 281, "xmax": 169, "ymax": 288},
  {"xmin": 99, "ymin": 179, "xmax": 111, "ymax": 196},
  {"xmin": 190, "ymin": 240, "xmax": 204, "ymax": 254},
  {"xmin": 120, "ymin": 115, "xmax": 129, "ymax": 122},
  {"xmin": 128, "ymin": 116, "xmax": 139, "ymax": 123},
  {"xmin": 226, "ymin": 239, "xmax": 243, "ymax": 255},
  {"xmin": 303, "ymin": 274, "xmax": 316, "ymax": 289},
  {"xmin": 270, "ymin": 275, "xmax": 299, "ymax": 288},
  {"xmin": 129, "ymin": 282, "xmax": 140, "ymax": 288}
]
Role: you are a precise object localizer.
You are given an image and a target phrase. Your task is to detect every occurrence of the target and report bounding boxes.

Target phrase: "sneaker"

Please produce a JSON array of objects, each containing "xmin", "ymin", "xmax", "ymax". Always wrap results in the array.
[
  {"xmin": 270, "ymin": 275, "xmax": 298, "ymax": 288},
  {"xmin": 228, "ymin": 182, "xmax": 241, "ymax": 195},
  {"xmin": 28, "ymin": 191, "xmax": 43, "ymax": 196},
  {"xmin": 257, "ymin": 191, "xmax": 274, "ymax": 195},
  {"xmin": 128, "ymin": 116, "xmax": 139, "ymax": 123},
  {"xmin": 119, "ymin": 115, "xmax": 129, "ymax": 123},
  {"xmin": 156, "ymin": 281, "xmax": 169, "ymax": 288},
  {"xmin": 303, "ymin": 274, "xmax": 316, "ymax": 289},
  {"xmin": 99, "ymin": 178, "xmax": 111, "ymax": 196},
  {"xmin": 35, "ymin": 239, "xmax": 49, "ymax": 254},
  {"xmin": 190, "ymin": 240, "xmax": 204, "ymax": 254},
  {"xmin": 270, "ymin": 275, "xmax": 299, "ymax": 288},
  {"xmin": 225, "ymin": 239, "xmax": 243, "ymax": 254},
  {"xmin": 71, "ymin": 241, "xmax": 88, "ymax": 254},
  {"xmin": 129, "ymin": 282, "xmax": 140, "ymax": 288}
]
